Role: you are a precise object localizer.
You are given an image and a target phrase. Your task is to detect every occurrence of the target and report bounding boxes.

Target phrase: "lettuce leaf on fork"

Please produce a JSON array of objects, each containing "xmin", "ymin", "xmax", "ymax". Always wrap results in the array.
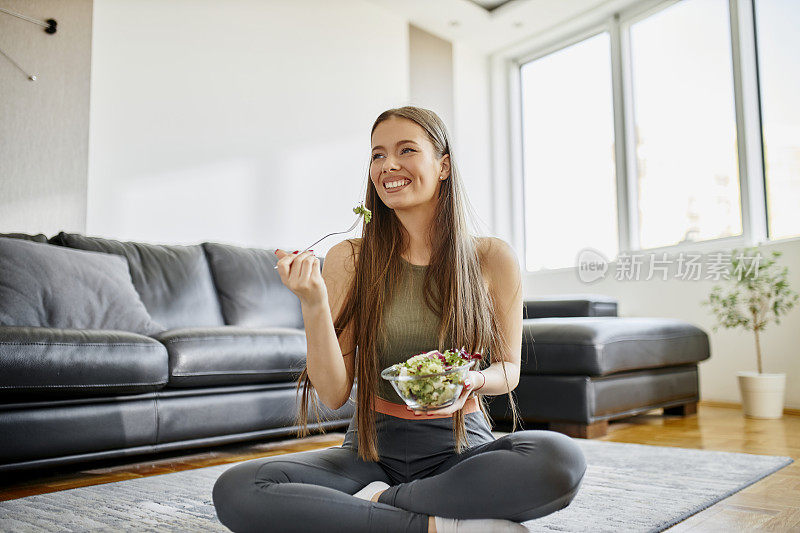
[{"xmin": 353, "ymin": 203, "xmax": 372, "ymax": 224}]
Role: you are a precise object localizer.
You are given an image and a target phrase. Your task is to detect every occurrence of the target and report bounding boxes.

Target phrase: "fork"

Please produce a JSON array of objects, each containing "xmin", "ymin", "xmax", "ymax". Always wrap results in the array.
[{"xmin": 273, "ymin": 213, "xmax": 363, "ymax": 269}]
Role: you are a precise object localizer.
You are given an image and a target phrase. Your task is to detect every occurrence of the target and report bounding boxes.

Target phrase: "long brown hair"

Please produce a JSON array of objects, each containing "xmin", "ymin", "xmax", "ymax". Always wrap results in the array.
[{"xmin": 293, "ymin": 106, "xmax": 523, "ymax": 461}]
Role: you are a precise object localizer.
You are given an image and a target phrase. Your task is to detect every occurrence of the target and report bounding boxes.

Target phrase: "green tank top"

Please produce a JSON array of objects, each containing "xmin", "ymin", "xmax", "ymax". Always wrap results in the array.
[{"xmin": 377, "ymin": 257, "xmax": 453, "ymax": 403}]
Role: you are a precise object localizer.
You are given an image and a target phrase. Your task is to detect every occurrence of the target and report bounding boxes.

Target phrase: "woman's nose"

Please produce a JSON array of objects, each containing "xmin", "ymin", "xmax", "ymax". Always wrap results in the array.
[{"xmin": 382, "ymin": 155, "xmax": 400, "ymax": 171}]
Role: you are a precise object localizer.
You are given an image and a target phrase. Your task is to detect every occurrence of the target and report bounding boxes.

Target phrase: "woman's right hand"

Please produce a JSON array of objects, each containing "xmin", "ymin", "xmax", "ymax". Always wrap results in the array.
[{"xmin": 275, "ymin": 249, "xmax": 327, "ymax": 308}]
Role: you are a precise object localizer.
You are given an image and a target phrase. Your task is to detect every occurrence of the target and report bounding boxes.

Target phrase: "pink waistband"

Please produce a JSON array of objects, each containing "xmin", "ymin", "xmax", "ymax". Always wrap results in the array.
[{"xmin": 371, "ymin": 395, "xmax": 480, "ymax": 420}]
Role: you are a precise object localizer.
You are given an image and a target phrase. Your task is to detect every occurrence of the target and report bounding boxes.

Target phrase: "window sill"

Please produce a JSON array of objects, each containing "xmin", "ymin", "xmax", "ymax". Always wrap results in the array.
[{"xmin": 524, "ymin": 233, "xmax": 800, "ymax": 275}]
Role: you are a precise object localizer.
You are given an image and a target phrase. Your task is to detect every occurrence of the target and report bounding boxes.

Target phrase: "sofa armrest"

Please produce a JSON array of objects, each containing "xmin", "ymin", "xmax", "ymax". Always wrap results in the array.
[
  {"xmin": 0, "ymin": 326, "xmax": 168, "ymax": 397},
  {"xmin": 523, "ymin": 294, "xmax": 618, "ymax": 318}
]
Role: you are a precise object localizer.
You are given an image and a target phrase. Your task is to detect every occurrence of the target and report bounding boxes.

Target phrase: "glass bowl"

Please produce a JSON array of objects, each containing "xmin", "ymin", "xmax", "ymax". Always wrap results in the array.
[{"xmin": 380, "ymin": 359, "xmax": 478, "ymax": 411}]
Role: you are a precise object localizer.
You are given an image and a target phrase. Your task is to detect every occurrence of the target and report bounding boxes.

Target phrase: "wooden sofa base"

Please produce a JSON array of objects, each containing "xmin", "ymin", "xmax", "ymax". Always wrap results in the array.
[
  {"xmin": 547, "ymin": 401, "xmax": 699, "ymax": 438},
  {"xmin": 493, "ymin": 400, "xmax": 699, "ymax": 439}
]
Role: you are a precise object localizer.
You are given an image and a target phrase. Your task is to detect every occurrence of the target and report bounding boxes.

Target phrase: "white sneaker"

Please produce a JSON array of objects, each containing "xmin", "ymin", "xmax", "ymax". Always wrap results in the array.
[
  {"xmin": 352, "ymin": 480, "xmax": 390, "ymax": 501},
  {"xmin": 434, "ymin": 516, "xmax": 529, "ymax": 532}
]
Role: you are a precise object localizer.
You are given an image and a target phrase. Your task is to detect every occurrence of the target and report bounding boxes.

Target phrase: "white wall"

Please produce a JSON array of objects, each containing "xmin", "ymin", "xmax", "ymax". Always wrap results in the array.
[
  {"xmin": 452, "ymin": 41, "xmax": 493, "ymax": 237},
  {"xmin": 408, "ymin": 24, "xmax": 454, "ymax": 134},
  {"xmin": 87, "ymin": 0, "xmax": 409, "ymax": 253},
  {"xmin": 0, "ymin": 0, "xmax": 92, "ymax": 236}
]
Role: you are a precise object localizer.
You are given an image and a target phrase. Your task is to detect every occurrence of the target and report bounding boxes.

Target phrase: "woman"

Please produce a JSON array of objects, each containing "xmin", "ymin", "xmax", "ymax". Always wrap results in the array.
[{"xmin": 212, "ymin": 106, "xmax": 587, "ymax": 532}]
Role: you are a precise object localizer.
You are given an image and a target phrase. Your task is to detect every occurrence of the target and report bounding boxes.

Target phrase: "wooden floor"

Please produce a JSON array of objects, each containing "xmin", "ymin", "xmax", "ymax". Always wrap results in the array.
[{"xmin": 2, "ymin": 401, "xmax": 798, "ymax": 531}]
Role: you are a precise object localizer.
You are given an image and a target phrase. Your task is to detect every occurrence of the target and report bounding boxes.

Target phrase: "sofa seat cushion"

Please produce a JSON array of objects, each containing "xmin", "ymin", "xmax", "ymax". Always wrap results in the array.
[
  {"xmin": 49, "ymin": 232, "xmax": 224, "ymax": 330},
  {"xmin": 0, "ymin": 326, "xmax": 168, "ymax": 398},
  {"xmin": 202, "ymin": 242, "xmax": 323, "ymax": 329},
  {"xmin": 154, "ymin": 327, "xmax": 307, "ymax": 387},
  {"xmin": 0, "ymin": 237, "xmax": 164, "ymax": 336},
  {"xmin": 524, "ymin": 294, "xmax": 618, "ymax": 318},
  {"xmin": 521, "ymin": 317, "xmax": 710, "ymax": 376}
]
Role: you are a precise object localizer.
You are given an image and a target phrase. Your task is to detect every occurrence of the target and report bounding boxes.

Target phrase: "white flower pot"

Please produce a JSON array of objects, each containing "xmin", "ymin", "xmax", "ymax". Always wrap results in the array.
[{"xmin": 736, "ymin": 371, "xmax": 786, "ymax": 419}]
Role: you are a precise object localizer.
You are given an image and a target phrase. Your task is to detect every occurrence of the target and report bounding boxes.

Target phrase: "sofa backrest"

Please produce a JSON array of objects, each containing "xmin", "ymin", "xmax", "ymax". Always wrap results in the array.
[
  {"xmin": 0, "ymin": 236, "xmax": 164, "ymax": 335},
  {"xmin": 0, "ymin": 232, "xmax": 48, "ymax": 243},
  {"xmin": 202, "ymin": 242, "xmax": 322, "ymax": 329},
  {"xmin": 49, "ymin": 232, "xmax": 224, "ymax": 330},
  {"xmin": 523, "ymin": 294, "xmax": 619, "ymax": 318}
]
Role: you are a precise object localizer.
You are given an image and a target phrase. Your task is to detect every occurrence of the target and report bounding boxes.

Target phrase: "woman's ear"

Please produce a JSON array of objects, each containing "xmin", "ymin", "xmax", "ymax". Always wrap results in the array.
[{"xmin": 439, "ymin": 154, "xmax": 451, "ymax": 179}]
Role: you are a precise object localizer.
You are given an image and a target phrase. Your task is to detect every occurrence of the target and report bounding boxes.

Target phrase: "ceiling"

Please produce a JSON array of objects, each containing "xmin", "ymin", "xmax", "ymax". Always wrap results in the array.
[
  {"xmin": 365, "ymin": 0, "xmax": 622, "ymax": 54},
  {"xmin": 464, "ymin": 0, "xmax": 516, "ymax": 12}
]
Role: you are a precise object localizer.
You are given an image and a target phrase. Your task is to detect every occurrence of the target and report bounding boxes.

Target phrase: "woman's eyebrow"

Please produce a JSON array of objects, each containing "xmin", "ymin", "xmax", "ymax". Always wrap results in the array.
[{"xmin": 372, "ymin": 140, "xmax": 419, "ymax": 151}]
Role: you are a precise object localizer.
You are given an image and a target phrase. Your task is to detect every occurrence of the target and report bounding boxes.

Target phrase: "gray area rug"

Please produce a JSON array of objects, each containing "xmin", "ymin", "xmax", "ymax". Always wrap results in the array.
[{"xmin": 0, "ymin": 439, "xmax": 793, "ymax": 532}]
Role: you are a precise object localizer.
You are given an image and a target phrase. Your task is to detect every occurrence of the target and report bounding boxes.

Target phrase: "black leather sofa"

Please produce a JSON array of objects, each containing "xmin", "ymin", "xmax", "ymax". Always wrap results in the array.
[
  {"xmin": 487, "ymin": 295, "xmax": 711, "ymax": 437},
  {"xmin": 0, "ymin": 232, "xmax": 353, "ymax": 473},
  {"xmin": 0, "ymin": 232, "xmax": 711, "ymax": 473}
]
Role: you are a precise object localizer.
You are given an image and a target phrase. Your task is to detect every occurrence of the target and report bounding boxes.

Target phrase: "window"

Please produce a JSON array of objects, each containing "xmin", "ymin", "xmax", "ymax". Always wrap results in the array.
[
  {"xmin": 629, "ymin": 0, "xmax": 742, "ymax": 250},
  {"xmin": 754, "ymin": 0, "xmax": 800, "ymax": 240},
  {"xmin": 511, "ymin": 0, "xmax": 795, "ymax": 273},
  {"xmin": 520, "ymin": 32, "xmax": 618, "ymax": 270}
]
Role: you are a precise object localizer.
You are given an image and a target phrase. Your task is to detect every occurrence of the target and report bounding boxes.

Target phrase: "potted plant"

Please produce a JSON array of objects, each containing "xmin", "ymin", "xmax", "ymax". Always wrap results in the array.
[{"xmin": 701, "ymin": 247, "xmax": 798, "ymax": 419}]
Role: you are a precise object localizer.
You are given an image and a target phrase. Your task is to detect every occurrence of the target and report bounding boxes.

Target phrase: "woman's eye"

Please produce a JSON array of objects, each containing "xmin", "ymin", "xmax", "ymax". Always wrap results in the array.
[{"xmin": 371, "ymin": 148, "xmax": 415, "ymax": 161}]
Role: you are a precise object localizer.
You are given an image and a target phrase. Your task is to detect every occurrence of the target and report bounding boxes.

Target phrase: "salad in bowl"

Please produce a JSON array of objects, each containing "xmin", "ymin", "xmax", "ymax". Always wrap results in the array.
[{"xmin": 380, "ymin": 348, "xmax": 482, "ymax": 410}]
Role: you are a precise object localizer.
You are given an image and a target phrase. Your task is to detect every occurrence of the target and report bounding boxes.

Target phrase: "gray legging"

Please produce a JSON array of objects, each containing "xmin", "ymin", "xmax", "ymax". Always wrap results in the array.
[{"xmin": 212, "ymin": 410, "xmax": 587, "ymax": 533}]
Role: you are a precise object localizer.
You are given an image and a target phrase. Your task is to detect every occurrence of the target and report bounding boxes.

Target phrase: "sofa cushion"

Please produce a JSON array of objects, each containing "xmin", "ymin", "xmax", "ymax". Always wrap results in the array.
[
  {"xmin": 0, "ymin": 232, "xmax": 49, "ymax": 243},
  {"xmin": 202, "ymin": 242, "xmax": 320, "ymax": 329},
  {"xmin": 50, "ymin": 232, "xmax": 224, "ymax": 330},
  {"xmin": 524, "ymin": 294, "xmax": 618, "ymax": 318},
  {"xmin": 521, "ymin": 317, "xmax": 710, "ymax": 376},
  {"xmin": 0, "ymin": 326, "xmax": 168, "ymax": 398},
  {"xmin": 0, "ymin": 237, "xmax": 164, "ymax": 336},
  {"xmin": 153, "ymin": 327, "xmax": 307, "ymax": 387}
]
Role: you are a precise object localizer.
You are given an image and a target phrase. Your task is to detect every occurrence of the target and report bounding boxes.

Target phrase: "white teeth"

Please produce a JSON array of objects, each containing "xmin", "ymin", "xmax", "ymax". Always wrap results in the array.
[{"xmin": 385, "ymin": 180, "xmax": 410, "ymax": 189}]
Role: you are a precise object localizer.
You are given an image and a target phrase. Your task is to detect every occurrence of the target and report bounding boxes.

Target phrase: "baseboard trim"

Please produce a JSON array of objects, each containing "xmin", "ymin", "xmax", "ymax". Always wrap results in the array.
[{"xmin": 699, "ymin": 399, "xmax": 800, "ymax": 416}]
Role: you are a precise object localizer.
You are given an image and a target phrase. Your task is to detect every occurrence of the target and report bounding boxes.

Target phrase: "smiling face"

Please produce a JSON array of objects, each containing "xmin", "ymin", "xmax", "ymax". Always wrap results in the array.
[{"xmin": 370, "ymin": 116, "xmax": 450, "ymax": 210}]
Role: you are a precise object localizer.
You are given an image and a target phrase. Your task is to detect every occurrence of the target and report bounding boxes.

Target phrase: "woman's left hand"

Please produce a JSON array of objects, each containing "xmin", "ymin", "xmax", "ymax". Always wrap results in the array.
[{"xmin": 407, "ymin": 371, "xmax": 479, "ymax": 416}]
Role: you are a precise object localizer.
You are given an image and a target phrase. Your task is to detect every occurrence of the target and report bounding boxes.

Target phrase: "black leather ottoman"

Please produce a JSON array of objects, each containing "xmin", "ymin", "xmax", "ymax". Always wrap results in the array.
[{"xmin": 488, "ymin": 315, "xmax": 711, "ymax": 438}]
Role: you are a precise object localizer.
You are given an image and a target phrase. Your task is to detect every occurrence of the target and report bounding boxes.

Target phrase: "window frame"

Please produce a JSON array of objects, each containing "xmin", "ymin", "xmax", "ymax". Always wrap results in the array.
[{"xmin": 493, "ymin": 0, "xmax": 788, "ymax": 274}]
